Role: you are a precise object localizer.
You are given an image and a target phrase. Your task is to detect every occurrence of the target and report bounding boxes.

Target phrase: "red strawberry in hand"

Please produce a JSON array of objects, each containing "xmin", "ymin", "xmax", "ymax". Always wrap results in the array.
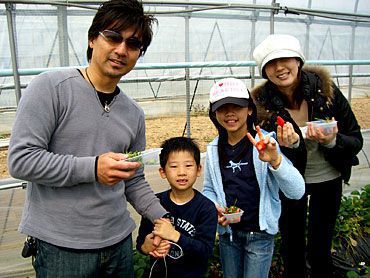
[
  {"xmin": 256, "ymin": 141, "xmax": 266, "ymax": 151},
  {"xmin": 276, "ymin": 116, "xmax": 285, "ymax": 127}
]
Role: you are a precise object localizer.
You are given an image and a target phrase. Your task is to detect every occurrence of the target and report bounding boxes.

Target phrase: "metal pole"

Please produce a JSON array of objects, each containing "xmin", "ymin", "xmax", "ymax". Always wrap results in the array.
[
  {"xmin": 348, "ymin": 0, "xmax": 359, "ymax": 104},
  {"xmin": 251, "ymin": 0, "xmax": 257, "ymax": 86},
  {"xmin": 5, "ymin": 3, "xmax": 21, "ymax": 104},
  {"xmin": 57, "ymin": 6, "xmax": 70, "ymax": 66},
  {"xmin": 185, "ymin": 5, "xmax": 191, "ymax": 138},
  {"xmin": 270, "ymin": 0, "xmax": 278, "ymax": 34},
  {"xmin": 305, "ymin": 0, "xmax": 312, "ymax": 59}
]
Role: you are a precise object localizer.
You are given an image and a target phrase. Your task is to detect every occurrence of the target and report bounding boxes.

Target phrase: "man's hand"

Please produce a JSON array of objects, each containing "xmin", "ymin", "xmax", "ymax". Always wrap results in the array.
[{"xmin": 97, "ymin": 152, "xmax": 141, "ymax": 186}]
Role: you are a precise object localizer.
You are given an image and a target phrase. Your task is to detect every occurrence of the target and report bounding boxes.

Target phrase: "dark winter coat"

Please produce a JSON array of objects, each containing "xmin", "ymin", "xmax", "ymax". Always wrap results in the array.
[{"xmin": 251, "ymin": 66, "xmax": 363, "ymax": 183}]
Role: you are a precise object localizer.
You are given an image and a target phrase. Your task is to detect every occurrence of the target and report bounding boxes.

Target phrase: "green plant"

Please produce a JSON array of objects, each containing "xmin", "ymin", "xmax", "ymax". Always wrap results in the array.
[
  {"xmin": 269, "ymin": 233, "xmax": 284, "ymax": 278},
  {"xmin": 206, "ymin": 235, "xmax": 223, "ymax": 277},
  {"xmin": 133, "ymin": 249, "xmax": 150, "ymax": 277},
  {"xmin": 333, "ymin": 184, "xmax": 370, "ymax": 254}
]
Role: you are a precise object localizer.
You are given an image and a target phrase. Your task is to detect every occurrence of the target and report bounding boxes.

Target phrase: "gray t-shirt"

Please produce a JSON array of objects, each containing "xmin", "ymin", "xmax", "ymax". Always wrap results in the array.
[
  {"xmin": 8, "ymin": 69, "xmax": 166, "ymax": 249},
  {"xmin": 304, "ymin": 140, "xmax": 341, "ymax": 184}
]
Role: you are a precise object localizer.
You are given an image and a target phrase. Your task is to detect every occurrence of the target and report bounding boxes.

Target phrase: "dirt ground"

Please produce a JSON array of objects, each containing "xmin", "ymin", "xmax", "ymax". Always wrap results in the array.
[{"xmin": 1, "ymin": 97, "xmax": 369, "ymax": 179}]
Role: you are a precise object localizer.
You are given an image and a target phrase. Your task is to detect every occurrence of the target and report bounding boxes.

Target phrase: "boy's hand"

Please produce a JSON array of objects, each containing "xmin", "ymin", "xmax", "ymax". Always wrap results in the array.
[
  {"xmin": 276, "ymin": 122, "xmax": 300, "ymax": 148},
  {"xmin": 150, "ymin": 239, "xmax": 171, "ymax": 258},
  {"xmin": 141, "ymin": 233, "xmax": 170, "ymax": 258},
  {"xmin": 153, "ymin": 218, "xmax": 180, "ymax": 243},
  {"xmin": 247, "ymin": 126, "xmax": 282, "ymax": 169}
]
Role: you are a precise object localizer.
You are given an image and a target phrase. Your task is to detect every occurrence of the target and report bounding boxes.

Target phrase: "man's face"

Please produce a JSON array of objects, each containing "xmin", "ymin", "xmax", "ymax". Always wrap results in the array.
[{"xmin": 89, "ymin": 27, "xmax": 142, "ymax": 80}]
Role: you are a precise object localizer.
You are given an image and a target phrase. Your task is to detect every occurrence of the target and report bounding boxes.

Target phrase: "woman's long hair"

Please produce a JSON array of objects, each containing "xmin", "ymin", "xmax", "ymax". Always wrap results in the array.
[{"xmin": 209, "ymin": 95, "xmax": 257, "ymax": 167}]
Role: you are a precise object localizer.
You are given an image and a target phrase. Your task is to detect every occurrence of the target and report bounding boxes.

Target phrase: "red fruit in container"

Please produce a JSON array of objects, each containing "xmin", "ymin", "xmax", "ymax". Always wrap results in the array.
[{"xmin": 276, "ymin": 116, "xmax": 285, "ymax": 127}]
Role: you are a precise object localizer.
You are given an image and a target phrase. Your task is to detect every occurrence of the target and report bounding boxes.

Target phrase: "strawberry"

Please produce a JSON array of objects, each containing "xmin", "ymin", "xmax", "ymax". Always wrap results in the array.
[
  {"xmin": 256, "ymin": 141, "xmax": 266, "ymax": 151},
  {"xmin": 276, "ymin": 116, "xmax": 285, "ymax": 127}
]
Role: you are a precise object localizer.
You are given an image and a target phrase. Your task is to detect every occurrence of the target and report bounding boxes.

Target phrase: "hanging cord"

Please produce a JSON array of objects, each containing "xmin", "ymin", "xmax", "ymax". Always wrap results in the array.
[{"xmin": 149, "ymin": 241, "xmax": 184, "ymax": 278}]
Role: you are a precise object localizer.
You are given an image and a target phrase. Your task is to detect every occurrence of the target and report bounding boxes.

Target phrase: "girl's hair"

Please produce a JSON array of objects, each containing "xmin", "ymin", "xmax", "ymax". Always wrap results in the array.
[
  {"xmin": 159, "ymin": 137, "xmax": 201, "ymax": 168},
  {"xmin": 209, "ymin": 97, "xmax": 257, "ymax": 167},
  {"xmin": 87, "ymin": 0, "xmax": 157, "ymax": 61}
]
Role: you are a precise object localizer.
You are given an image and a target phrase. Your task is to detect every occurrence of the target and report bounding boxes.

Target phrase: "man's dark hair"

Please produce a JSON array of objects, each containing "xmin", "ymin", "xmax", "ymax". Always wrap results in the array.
[
  {"xmin": 87, "ymin": 0, "xmax": 157, "ymax": 61},
  {"xmin": 159, "ymin": 137, "xmax": 201, "ymax": 168}
]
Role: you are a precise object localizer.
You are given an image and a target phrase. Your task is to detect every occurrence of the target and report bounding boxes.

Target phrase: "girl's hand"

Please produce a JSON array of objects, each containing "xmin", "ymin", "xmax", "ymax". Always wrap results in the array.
[
  {"xmin": 216, "ymin": 205, "xmax": 240, "ymax": 226},
  {"xmin": 247, "ymin": 126, "xmax": 282, "ymax": 169},
  {"xmin": 306, "ymin": 117, "xmax": 338, "ymax": 146},
  {"xmin": 276, "ymin": 122, "xmax": 300, "ymax": 148},
  {"xmin": 153, "ymin": 218, "xmax": 180, "ymax": 243}
]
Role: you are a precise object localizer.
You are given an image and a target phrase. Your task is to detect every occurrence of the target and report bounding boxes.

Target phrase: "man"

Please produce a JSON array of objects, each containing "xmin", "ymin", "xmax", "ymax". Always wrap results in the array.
[{"xmin": 8, "ymin": 0, "xmax": 168, "ymax": 276}]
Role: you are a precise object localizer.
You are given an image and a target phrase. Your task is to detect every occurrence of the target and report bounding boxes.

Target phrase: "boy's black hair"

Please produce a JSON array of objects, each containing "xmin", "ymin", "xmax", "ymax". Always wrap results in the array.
[
  {"xmin": 87, "ymin": 0, "xmax": 157, "ymax": 61},
  {"xmin": 159, "ymin": 137, "xmax": 201, "ymax": 168}
]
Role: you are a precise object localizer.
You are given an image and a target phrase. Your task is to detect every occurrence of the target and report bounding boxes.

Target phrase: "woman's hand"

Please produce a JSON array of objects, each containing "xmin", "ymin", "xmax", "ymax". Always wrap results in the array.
[
  {"xmin": 247, "ymin": 126, "xmax": 282, "ymax": 169},
  {"xmin": 306, "ymin": 118, "xmax": 338, "ymax": 146},
  {"xmin": 276, "ymin": 122, "xmax": 300, "ymax": 148}
]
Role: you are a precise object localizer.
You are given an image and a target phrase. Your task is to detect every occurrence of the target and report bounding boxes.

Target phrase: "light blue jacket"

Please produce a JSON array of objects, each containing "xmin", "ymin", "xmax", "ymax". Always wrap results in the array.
[{"xmin": 202, "ymin": 132, "xmax": 305, "ymax": 236}]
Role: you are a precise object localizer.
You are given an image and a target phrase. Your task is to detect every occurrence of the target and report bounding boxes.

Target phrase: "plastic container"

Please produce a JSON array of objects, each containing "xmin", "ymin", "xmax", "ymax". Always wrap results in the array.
[
  {"xmin": 125, "ymin": 148, "xmax": 162, "ymax": 167},
  {"xmin": 222, "ymin": 209, "xmax": 244, "ymax": 222},
  {"xmin": 306, "ymin": 120, "xmax": 337, "ymax": 135}
]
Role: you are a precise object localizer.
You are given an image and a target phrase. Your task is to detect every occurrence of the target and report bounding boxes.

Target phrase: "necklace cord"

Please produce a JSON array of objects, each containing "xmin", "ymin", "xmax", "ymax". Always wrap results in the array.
[{"xmin": 85, "ymin": 68, "xmax": 96, "ymax": 91}]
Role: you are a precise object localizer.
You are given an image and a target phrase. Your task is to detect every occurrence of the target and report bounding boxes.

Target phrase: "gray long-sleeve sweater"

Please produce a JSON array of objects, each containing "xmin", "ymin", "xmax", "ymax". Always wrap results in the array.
[{"xmin": 8, "ymin": 68, "xmax": 166, "ymax": 249}]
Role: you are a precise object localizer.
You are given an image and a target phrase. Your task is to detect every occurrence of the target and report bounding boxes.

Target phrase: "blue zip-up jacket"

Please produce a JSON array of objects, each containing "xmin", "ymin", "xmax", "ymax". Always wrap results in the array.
[{"xmin": 202, "ymin": 132, "xmax": 305, "ymax": 236}]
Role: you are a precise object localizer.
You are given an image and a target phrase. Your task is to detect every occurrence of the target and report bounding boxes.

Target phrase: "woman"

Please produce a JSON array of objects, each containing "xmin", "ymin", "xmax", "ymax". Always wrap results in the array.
[
  {"xmin": 202, "ymin": 77, "xmax": 305, "ymax": 278},
  {"xmin": 251, "ymin": 34, "xmax": 363, "ymax": 277}
]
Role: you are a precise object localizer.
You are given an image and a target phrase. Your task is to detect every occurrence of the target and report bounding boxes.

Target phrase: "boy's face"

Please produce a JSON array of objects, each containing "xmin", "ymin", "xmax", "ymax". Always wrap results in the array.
[{"xmin": 159, "ymin": 151, "xmax": 202, "ymax": 193}]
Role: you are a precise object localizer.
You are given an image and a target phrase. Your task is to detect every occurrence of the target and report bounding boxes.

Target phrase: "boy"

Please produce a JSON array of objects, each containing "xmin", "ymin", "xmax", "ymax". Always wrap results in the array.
[{"xmin": 136, "ymin": 137, "xmax": 218, "ymax": 278}]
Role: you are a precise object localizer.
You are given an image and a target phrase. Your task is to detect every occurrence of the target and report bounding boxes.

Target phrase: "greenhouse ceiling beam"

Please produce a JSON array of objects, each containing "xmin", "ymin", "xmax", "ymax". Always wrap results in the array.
[
  {"xmin": 1, "ymin": 60, "xmax": 370, "ymax": 77},
  {"xmin": 1, "ymin": 9, "xmax": 369, "ymax": 27},
  {"xmin": 2, "ymin": 72, "xmax": 370, "ymax": 90},
  {"xmin": 1, "ymin": 0, "xmax": 370, "ymax": 20}
]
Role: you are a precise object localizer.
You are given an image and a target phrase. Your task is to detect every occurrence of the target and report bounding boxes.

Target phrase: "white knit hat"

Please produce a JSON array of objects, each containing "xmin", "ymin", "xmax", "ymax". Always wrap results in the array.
[
  {"xmin": 209, "ymin": 78, "xmax": 250, "ymax": 112},
  {"xmin": 253, "ymin": 34, "xmax": 305, "ymax": 78}
]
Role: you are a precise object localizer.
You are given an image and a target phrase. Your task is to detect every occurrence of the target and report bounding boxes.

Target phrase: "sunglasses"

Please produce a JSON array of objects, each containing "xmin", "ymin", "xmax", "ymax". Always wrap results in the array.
[{"xmin": 99, "ymin": 30, "xmax": 143, "ymax": 51}]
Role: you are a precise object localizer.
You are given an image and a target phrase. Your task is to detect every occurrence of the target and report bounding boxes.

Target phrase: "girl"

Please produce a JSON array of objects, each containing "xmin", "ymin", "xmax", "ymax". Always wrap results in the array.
[
  {"xmin": 252, "ymin": 34, "xmax": 363, "ymax": 277},
  {"xmin": 202, "ymin": 77, "xmax": 305, "ymax": 278}
]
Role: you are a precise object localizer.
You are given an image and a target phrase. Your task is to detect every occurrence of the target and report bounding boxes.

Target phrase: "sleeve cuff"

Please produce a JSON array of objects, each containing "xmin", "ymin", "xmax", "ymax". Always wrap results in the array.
[
  {"xmin": 94, "ymin": 156, "xmax": 99, "ymax": 182},
  {"xmin": 322, "ymin": 136, "xmax": 337, "ymax": 148}
]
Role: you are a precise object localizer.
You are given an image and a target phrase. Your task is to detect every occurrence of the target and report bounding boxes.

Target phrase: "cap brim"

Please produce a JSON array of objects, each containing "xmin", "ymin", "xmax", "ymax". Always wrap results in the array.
[
  {"xmin": 261, "ymin": 49, "xmax": 304, "ymax": 78},
  {"xmin": 211, "ymin": 97, "xmax": 249, "ymax": 112}
]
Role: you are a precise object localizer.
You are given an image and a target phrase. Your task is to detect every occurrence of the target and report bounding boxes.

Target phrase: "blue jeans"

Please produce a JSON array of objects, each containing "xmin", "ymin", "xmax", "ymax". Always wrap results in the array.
[
  {"xmin": 219, "ymin": 230, "xmax": 274, "ymax": 278},
  {"xmin": 33, "ymin": 235, "xmax": 134, "ymax": 278}
]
